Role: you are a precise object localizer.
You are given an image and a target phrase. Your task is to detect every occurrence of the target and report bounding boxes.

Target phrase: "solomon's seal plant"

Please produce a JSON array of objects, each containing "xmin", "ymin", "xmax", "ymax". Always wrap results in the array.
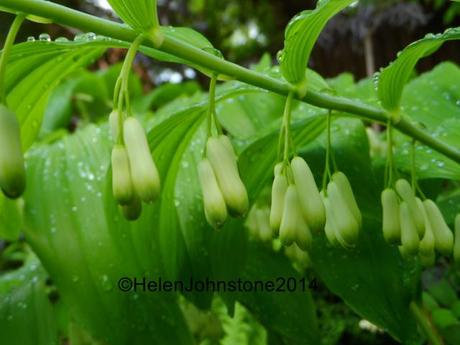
[{"xmin": 1, "ymin": 1, "xmax": 460, "ymax": 344}]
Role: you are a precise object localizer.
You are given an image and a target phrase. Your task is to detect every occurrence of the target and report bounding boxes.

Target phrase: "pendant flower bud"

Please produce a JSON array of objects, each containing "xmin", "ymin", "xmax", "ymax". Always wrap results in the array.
[
  {"xmin": 123, "ymin": 117, "xmax": 161, "ymax": 203},
  {"xmin": 0, "ymin": 105, "xmax": 26, "ymax": 199}
]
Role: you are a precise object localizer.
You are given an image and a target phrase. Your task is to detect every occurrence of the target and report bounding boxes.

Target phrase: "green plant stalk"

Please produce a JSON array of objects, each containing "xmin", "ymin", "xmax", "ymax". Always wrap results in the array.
[
  {"xmin": 385, "ymin": 120, "xmax": 394, "ymax": 188},
  {"xmin": 411, "ymin": 139, "xmax": 416, "ymax": 190},
  {"xmin": 206, "ymin": 74, "xmax": 218, "ymax": 140},
  {"xmin": 282, "ymin": 92, "xmax": 294, "ymax": 165},
  {"xmin": 409, "ymin": 301, "xmax": 444, "ymax": 345},
  {"xmin": 1, "ymin": 0, "xmax": 460, "ymax": 164},
  {"xmin": 322, "ymin": 111, "xmax": 334, "ymax": 192},
  {"xmin": 0, "ymin": 14, "xmax": 25, "ymax": 104},
  {"xmin": 115, "ymin": 34, "xmax": 144, "ymax": 144}
]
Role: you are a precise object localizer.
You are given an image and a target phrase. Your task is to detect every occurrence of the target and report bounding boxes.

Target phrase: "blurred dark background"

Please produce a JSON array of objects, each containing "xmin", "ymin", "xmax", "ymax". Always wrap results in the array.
[{"xmin": 1, "ymin": 0, "xmax": 460, "ymax": 85}]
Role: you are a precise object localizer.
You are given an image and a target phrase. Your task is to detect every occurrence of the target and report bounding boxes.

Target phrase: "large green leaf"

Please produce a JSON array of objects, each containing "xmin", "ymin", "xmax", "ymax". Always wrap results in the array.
[
  {"xmin": 24, "ymin": 125, "xmax": 193, "ymax": 345},
  {"xmin": 395, "ymin": 118, "xmax": 460, "ymax": 180},
  {"xmin": 0, "ymin": 251, "xmax": 59, "ymax": 345},
  {"xmin": 5, "ymin": 42, "xmax": 104, "ymax": 149},
  {"xmin": 392, "ymin": 63, "xmax": 460, "ymax": 180},
  {"xmin": 106, "ymin": 0, "xmax": 157, "ymax": 32},
  {"xmin": 278, "ymin": 0, "xmax": 353, "ymax": 84},
  {"xmin": 227, "ymin": 242, "xmax": 319, "ymax": 345},
  {"xmin": 402, "ymin": 62, "xmax": 460, "ymax": 128},
  {"xmin": 377, "ymin": 27, "xmax": 460, "ymax": 112},
  {"xmin": 219, "ymin": 115, "xmax": 327, "ymax": 344}
]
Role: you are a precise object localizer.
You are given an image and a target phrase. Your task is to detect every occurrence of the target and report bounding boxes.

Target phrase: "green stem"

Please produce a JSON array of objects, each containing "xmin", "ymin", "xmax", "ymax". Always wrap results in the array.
[
  {"xmin": 322, "ymin": 111, "xmax": 333, "ymax": 192},
  {"xmin": 116, "ymin": 34, "xmax": 144, "ymax": 144},
  {"xmin": 410, "ymin": 301, "xmax": 444, "ymax": 345},
  {"xmin": 282, "ymin": 92, "xmax": 294, "ymax": 164},
  {"xmin": 411, "ymin": 139, "xmax": 417, "ymax": 190},
  {"xmin": 1, "ymin": 0, "xmax": 460, "ymax": 164},
  {"xmin": 0, "ymin": 14, "xmax": 25, "ymax": 104},
  {"xmin": 207, "ymin": 74, "xmax": 218, "ymax": 139},
  {"xmin": 385, "ymin": 121, "xmax": 395, "ymax": 188}
]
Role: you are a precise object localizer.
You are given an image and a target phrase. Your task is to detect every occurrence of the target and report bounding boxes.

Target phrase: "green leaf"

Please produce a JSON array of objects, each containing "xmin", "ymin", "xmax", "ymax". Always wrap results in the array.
[
  {"xmin": 401, "ymin": 62, "xmax": 460, "ymax": 128},
  {"xmin": 5, "ymin": 42, "xmax": 105, "ymax": 149},
  {"xmin": 133, "ymin": 81, "xmax": 201, "ymax": 114},
  {"xmin": 395, "ymin": 118, "xmax": 460, "ymax": 180},
  {"xmin": 437, "ymin": 186, "xmax": 460, "ymax": 226},
  {"xmin": 279, "ymin": 0, "xmax": 353, "ymax": 84},
  {"xmin": 225, "ymin": 242, "xmax": 319, "ymax": 345},
  {"xmin": 24, "ymin": 125, "xmax": 193, "ymax": 345},
  {"xmin": 377, "ymin": 27, "xmax": 460, "ymax": 112},
  {"xmin": 106, "ymin": 0, "xmax": 158, "ymax": 32},
  {"xmin": 0, "ymin": 251, "xmax": 59, "ymax": 345}
]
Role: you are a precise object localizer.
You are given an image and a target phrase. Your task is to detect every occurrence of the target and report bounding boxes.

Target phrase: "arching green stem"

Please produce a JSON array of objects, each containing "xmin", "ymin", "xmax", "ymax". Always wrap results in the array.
[
  {"xmin": 0, "ymin": 0, "xmax": 460, "ymax": 164},
  {"xmin": 206, "ymin": 74, "xmax": 220, "ymax": 140},
  {"xmin": 322, "ymin": 111, "xmax": 335, "ymax": 193},
  {"xmin": 114, "ymin": 34, "xmax": 144, "ymax": 144}
]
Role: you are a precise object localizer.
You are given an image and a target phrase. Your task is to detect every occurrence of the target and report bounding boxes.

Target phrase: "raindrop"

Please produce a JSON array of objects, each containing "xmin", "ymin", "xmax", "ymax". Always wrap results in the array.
[
  {"xmin": 55, "ymin": 37, "xmax": 69, "ymax": 43},
  {"xmin": 276, "ymin": 50, "xmax": 284, "ymax": 63},
  {"xmin": 86, "ymin": 32, "xmax": 97, "ymax": 41},
  {"xmin": 74, "ymin": 33, "xmax": 86, "ymax": 42},
  {"xmin": 101, "ymin": 275, "xmax": 113, "ymax": 291},
  {"xmin": 39, "ymin": 33, "xmax": 51, "ymax": 42},
  {"xmin": 27, "ymin": 36, "xmax": 35, "ymax": 42}
]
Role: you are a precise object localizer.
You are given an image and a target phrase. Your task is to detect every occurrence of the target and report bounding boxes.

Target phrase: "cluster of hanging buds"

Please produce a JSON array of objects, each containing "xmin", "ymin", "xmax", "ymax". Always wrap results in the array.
[
  {"xmin": 270, "ymin": 157, "xmax": 325, "ymax": 250},
  {"xmin": 197, "ymin": 75, "xmax": 248, "ymax": 229},
  {"xmin": 109, "ymin": 36, "xmax": 160, "ymax": 221},
  {"xmin": 198, "ymin": 135, "xmax": 248, "ymax": 229},
  {"xmin": 0, "ymin": 104, "xmax": 26, "ymax": 199},
  {"xmin": 110, "ymin": 111, "xmax": 160, "ymax": 221},
  {"xmin": 381, "ymin": 178, "xmax": 457, "ymax": 266}
]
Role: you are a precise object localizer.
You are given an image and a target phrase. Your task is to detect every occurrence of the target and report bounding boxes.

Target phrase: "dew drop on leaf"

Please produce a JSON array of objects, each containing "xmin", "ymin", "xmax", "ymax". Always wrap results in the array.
[
  {"xmin": 86, "ymin": 32, "xmax": 97, "ymax": 40},
  {"xmin": 38, "ymin": 33, "xmax": 51, "ymax": 42}
]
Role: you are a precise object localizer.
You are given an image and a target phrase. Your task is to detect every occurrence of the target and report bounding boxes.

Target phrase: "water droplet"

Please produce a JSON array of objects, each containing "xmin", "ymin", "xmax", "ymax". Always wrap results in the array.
[
  {"xmin": 101, "ymin": 275, "xmax": 113, "ymax": 291},
  {"xmin": 276, "ymin": 50, "xmax": 284, "ymax": 63},
  {"xmin": 27, "ymin": 36, "xmax": 35, "ymax": 42},
  {"xmin": 74, "ymin": 33, "xmax": 86, "ymax": 42},
  {"xmin": 39, "ymin": 33, "xmax": 51, "ymax": 42},
  {"xmin": 86, "ymin": 32, "xmax": 97, "ymax": 40},
  {"xmin": 55, "ymin": 37, "xmax": 69, "ymax": 43}
]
